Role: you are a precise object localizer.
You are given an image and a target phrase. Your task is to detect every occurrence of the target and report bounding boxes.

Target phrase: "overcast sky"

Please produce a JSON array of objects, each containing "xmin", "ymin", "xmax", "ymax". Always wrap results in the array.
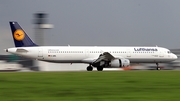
[{"xmin": 1, "ymin": 0, "xmax": 180, "ymax": 54}]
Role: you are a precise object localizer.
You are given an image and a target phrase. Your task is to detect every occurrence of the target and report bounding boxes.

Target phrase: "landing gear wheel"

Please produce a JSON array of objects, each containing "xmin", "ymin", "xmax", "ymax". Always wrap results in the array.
[
  {"xmin": 157, "ymin": 67, "xmax": 161, "ymax": 70},
  {"xmin": 156, "ymin": 63, "xmax": 160, "ymax": 70},
  {"xmin": 97, "ymin": 66, "xmax": 103, "ymax": 71},
  {"xmin": 87, "ymin": 66, "xmax": 93, "ymax": 71}
]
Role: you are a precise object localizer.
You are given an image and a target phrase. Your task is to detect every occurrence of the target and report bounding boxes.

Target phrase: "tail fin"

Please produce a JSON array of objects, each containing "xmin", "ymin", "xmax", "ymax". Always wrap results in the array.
[{"xmin": 9, "ymin": 21, "xmax": 37, "ymax": 47}]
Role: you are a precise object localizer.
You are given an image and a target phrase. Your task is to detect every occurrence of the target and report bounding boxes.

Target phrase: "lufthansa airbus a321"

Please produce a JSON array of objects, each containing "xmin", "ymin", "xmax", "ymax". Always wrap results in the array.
[{"xmin": 5, "ymin": 22, "xmax": 178, "ymax": 71}]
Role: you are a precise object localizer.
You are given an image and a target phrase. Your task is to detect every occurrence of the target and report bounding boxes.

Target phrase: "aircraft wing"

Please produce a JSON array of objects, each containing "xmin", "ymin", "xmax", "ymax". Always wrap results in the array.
[
  {"xmin": 82, "ymin": 52, "xmax": 125, "ymax": 64},
  {"xmin": 93, "ymin": 52, "xmax": 115, "ymax": 63}
]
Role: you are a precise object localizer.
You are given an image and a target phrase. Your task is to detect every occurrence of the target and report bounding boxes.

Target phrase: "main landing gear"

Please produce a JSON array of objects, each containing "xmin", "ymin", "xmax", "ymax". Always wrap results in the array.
[
  {"xmin": 97, "ymin": 66, "xmax": 103, "ymax": 71},
  {"xmin": 86, "ymin": 65, "xmax": 104, "ymax": 71},
  {"xmin": 156, "ymin": 63, "xmax": 160, "ymax": 70},
  {"xmin": 87, "ymin": 65, "xmax": 93, "ymax": 71}
]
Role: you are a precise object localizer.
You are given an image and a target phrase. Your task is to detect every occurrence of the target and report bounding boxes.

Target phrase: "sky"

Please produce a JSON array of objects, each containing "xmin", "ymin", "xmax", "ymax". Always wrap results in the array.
[{"xmin": 1, "ymin": 0, "xmax": 180, "ymax": 54}]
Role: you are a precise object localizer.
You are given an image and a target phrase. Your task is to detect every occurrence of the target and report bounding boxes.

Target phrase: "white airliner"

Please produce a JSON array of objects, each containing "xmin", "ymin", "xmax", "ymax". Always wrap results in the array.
[{"xmin": 5, "ymin": 22, "xmax": 178, "ymax": 71}]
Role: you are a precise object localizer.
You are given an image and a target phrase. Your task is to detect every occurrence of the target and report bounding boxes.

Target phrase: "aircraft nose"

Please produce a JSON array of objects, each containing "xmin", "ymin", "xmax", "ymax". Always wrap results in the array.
[{"xmin": 173, "ymin": 54, "xmax": 178, "ymax": 60}]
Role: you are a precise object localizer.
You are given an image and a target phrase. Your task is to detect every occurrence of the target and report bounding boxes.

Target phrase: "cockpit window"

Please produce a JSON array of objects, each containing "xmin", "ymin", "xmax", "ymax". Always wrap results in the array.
[{"xmin": 167, "ymin": 51, "xmax": 171, "ymax": 54}]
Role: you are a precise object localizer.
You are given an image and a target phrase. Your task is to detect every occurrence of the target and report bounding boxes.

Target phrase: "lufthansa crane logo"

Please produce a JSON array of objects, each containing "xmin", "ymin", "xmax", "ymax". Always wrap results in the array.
[{"xmin": 14, "ymin": 29, "xmax": 25, "ymax": 41}]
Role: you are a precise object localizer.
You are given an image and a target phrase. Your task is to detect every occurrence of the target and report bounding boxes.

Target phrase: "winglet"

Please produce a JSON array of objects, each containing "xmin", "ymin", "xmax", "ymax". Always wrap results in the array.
[{"xmin": 9, "ymin": 21, "xmax": 37, "ymax": 47}]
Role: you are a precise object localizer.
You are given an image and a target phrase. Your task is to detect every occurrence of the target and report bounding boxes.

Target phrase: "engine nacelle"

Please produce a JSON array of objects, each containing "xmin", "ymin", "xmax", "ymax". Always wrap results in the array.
[{"xmin": 110, "ymin": 59, "xmax": 130, "ymax": 67}]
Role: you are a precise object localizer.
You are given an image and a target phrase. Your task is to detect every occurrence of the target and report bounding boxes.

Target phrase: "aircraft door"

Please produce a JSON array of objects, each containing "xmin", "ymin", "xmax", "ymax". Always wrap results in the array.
[
  {"xmin": 85, "ymin": 49, "xmax": 89, "ymax": 57},
  {"xmin": 126, "ymin": 49, "xmax": 131, "ymax": 57},
  {"xmin": 159, "ymin": 51, "xmax": 164, "ymax": 58},
  {"xmin": 38, "ymin": 48, "xmax": 43, "ymax": 57}
]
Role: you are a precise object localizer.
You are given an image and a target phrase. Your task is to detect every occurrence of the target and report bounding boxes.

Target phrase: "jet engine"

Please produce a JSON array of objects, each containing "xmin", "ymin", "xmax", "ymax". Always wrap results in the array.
[{"xmin": 110, "ymin": 59, "xmax": 130, "ymax": 67}]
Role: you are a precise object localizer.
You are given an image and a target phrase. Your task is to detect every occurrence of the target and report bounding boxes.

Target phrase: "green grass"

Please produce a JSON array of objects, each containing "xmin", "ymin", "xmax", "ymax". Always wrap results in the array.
[{"xmin": 0, "ymin": 71, "xmax": 180, "ymax": 101}]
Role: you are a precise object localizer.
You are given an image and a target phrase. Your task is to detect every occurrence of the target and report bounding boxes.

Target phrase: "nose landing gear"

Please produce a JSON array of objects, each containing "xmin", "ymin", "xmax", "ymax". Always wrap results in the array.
[{"xmin": 156, "ymin": 63, "xmax": 161, "ymax": 70}]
